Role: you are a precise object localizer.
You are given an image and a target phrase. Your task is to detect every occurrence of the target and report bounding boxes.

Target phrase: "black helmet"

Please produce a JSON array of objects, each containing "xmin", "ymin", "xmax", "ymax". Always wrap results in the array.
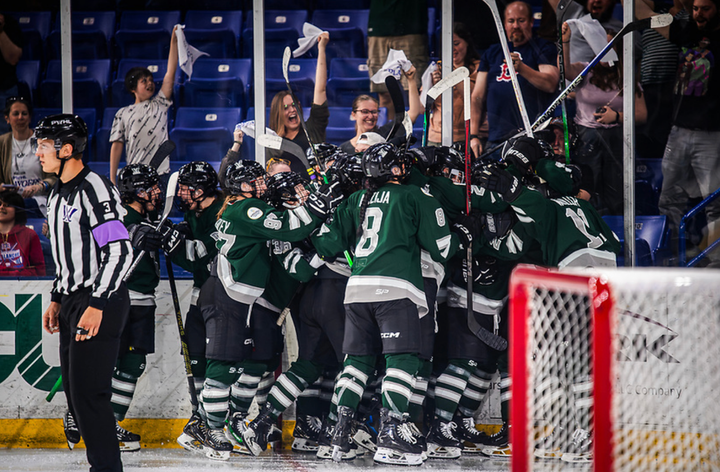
[
  {"xmin": 428, "ymin": 146, "xmax": 465, "ymax": 182},
  {"xmin": 327, "ymin": 152, "xmax": 363, "ymax": 196},
  {"xmin": 224, "ymin": 159, "xmax": 266, "ymax": 197},
  {"xmin": 177, "ymin": 161, "xmax": 219, "ymax": 211},
  {"xmin": 361, "ymin": 143, "xmax": 405, "ymax": 184},
  {"xmin": 264, "ymin": 171, "xmax": 308, "ymax": 209},
  {"xmin": 117, "ymin": 164, "xmax": 163, "ymax": 210},
  {"xmin": 34, "ymin": 113, "xmax": 88, "ymax": 156},
  {"xmin": 308, "ymin": 142, "xmax": 340, "ymax": 170}
]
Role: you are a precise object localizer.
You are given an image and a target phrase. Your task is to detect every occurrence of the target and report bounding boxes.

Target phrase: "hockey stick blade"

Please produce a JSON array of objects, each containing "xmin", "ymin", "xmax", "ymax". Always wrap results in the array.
[
  {"xmin": 282, "ymin": 47, "xmax": 291, "ymax": 83},
  {"xmin": 649, "ymin": 12, "xmax": 673, "ymax": 28},
  {"xmin": 385, "ymin": 76, "xmax": 406, "ymax": 141},
  {"xmin": 257, "ymin": 134, "xmax": 312, "ymax": 169},
  {"xmin": 468, "ymin": 312, "xmax": 509, "ymax": 351},
  {"xmin": 427, "ymin": 66, "xmax": 469, "ymax": 100},
  {"xmin": 124, "ymin": 171, "xmax": 179, "ymax": 281},
  {"xmin": 148, "ymin": 140, "xmax": 176, "ymax": 169}
]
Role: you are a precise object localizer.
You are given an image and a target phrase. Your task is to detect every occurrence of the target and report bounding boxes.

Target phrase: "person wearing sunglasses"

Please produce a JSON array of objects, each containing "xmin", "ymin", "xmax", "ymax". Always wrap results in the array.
[{"xmin": 1, "ymin": 96, "xmax": 55, "ymax": 218}]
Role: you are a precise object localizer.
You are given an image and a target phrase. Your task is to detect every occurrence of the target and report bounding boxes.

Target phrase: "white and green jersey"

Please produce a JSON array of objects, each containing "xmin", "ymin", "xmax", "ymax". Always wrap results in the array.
[
  {"xmin": 215, "ymin": 197, "xmax": 321, "ymax": 305},
  {"xmin": 312, "ymin": 183, "xmax": 460, "ymax": 318}
]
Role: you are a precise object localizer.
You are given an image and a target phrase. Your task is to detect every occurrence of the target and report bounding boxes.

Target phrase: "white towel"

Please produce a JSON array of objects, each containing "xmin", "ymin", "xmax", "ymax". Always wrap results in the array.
[
  {"xmin": 175, "ymin": 24, "xmax": 209, "ymax": 79},
  {"xmin": 370, "ymin": 49, "xmax": 413, "ymax": 84},
  {"xmin": 567, "ymin": 16, "xmax": 619, "ymax": 65},
  {"xmin": 420, "ymin": 61, "xmax": 437, "ymax": 105},
  {"xmin": 235, "ymin": 121, "xmax": 278, "ymax": 140},
  {"xmin": 293, "ymin": 22, "xmax": 328, "ymax": 58}
]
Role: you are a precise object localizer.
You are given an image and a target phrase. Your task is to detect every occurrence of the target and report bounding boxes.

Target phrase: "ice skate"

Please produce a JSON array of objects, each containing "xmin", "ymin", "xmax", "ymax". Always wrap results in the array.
[
  {"xmin": 224, "ymin": 412, "xmax": 248, "ymax": 448},
  {"xmin": 533, "ymin": 425, "xmax": 566, "ymax": 459},
  {"xmin": 115, "ymin": 421, "xmax": 141, "ymax": 452},
  {"xmin": 291, "ymin": 414, "xmax": 321, "ymax": 452},
  {"xmin": 177, "ymin": 413, "xmax": 207, "ymax": 454},
  {"xmin": 316, "ymin": 415, "xmax": 356, "ymax": 460},
  {"xmin": 425, "ymin": 417, "xmax": 462, "ymax": 459},
  {"xmin": 241, "ymin": 406, "xmax": 274, "ymax": 456},
  {"xmin": 63, "ymin": 411, "xmax": 80, "ymax": 450},
  {"xmin": 202, "ymin": 427, "xmax": 232, "ymax": 461},
  {"xmin": 453, "ymin": 414, "xmax": 492, "ymax": 452},
  {"xmin": 480, "ymin": 422, "xmax": 511, "ymax": 458},
  {"xmin": 560, "ymin": 428, "xmax": 592, "ymax": 463},
  {"xmin": 373, "ymin": 408, "xmax": 424, "ymax": 466},
  {"xmin": 352, "ymin": 419, "xmax": 377, "ymax": 453},
  {"xmin": 405, "ymin": 422, "xmax": 428, "ymax": 461},
  {"xmin": 330, "ymin": 405, "xmax": 355, "ymax": 462}
]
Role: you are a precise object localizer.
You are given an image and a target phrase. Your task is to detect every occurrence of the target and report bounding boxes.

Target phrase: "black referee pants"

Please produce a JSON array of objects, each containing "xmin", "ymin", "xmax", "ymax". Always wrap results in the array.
[{"xmin": 59, "ymin": 285, "xmax": 129, "ymax": 472}]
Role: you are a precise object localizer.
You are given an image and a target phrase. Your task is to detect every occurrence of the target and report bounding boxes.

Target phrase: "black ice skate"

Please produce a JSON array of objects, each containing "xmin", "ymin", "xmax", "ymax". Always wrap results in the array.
[
  {"xmin": 331, "ymin": 405, "xmax": 356, "ymax": 462},
  {"xmin": 177, "ymin": 412, "xmax": 207, "ymax": 454},
  {"xmin": 453, "ymin": 414, "xmax": 493, "ymax": 452},
  {"xmin": 480, "ymin": 422, "xmax": 512, "ymax": 458},
  {"xmin": 63, "ymin": 410, "xmax": 80, "ymax": 450},
  {"xmin": 203, "ymin": 427, "xmax": 233, "ymax": 461},
  {"xmin": 425, "ymin": 417, "xmax": 462, "ymax": 459},
  {"xmin": 224, "ymin": 412, "xmax": 248, "ymax": 447},
  {"xmin": 292, "ymin": 414, "xmax": 322, "ymax": 452},
  {"xmin": 373, "ymin": 408, "xmax": 424, "ymax": 466},
  {"xmin": 115, "ymin": 421, "xmax": 141, "ymax": 452},
  {"xmin": 352, "ymin": 419, "xmax": 378, "ymax": 453},
  {"xmin": 241, "ymin": 405, "xmax": 275, "ymax": 456}
]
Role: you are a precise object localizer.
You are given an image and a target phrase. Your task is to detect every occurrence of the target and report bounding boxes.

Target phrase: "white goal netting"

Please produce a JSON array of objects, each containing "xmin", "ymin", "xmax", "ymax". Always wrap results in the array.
[{"xmin": 509, "ymin": 266, "xmax": 720, "ymax": 472}]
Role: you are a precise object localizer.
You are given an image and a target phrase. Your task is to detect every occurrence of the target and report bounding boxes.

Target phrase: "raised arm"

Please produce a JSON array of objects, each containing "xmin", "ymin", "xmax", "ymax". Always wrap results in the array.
[
  {"xmin": 161, "ymin": 25, "xmax": 180, "ymax": 99},
  {"xmin": 470, "ymin": 70, "xmax": 489, "ymax": 156},
  {"xmin": 0, "ymin": 14, "xmax": 23, "ymax": 65},
  {"xmin": 404, "ymin": 66, "xmax": 424, "ymax": 122},
  {"xmin": 560, "ymin": 22, "xmax": 586, "ymax": 79},
  {"xmin": 313, "ymin": 32, "xmax": 329, "ymax": 105}
]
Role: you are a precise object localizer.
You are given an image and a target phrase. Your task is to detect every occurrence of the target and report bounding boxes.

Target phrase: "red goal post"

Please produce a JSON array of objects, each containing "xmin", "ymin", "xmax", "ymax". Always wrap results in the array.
[{"xmin": 509, "ymin": 265, "xmax": 720, "ymax": 472}]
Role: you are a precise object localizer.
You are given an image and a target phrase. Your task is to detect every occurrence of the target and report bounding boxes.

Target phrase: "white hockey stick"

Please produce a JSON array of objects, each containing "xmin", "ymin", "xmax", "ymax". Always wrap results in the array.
[
  {"xmin": 282, "ymin": 47, "xmax": 316, "ymax": 155},
  {"xmin": 483, "ymin": 0, "xmax": 533, "ymax": 138},
  {"xmin": 422, "ymin": 66, "xmax": 470, "ymax": 146}
]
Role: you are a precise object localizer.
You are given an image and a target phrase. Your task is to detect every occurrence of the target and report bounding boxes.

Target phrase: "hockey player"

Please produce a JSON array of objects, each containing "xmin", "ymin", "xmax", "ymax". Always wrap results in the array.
[
  {"xmin": 169, "ymin": 162, "xmax": 224, "ymax": 455},
  {"xmin": 195, "ymin": 160, "xmax": 341, "ymax": 460},
  {"xmin": 311, "ymin": 143, "xmax": 468, "ymax": 466},
  {"xmin": 110, "ymin": 164, "xmax": 165, "ymax": 452}
]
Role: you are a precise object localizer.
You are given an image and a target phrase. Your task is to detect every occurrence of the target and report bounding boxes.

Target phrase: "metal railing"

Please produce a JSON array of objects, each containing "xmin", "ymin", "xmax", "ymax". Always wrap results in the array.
[{"xmin": 679, "ymin": 187, "xmax": 720, "ymax": 267}]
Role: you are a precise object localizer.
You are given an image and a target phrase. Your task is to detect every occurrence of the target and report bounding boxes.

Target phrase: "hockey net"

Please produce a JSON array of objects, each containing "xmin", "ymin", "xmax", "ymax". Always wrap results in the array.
[{"xmin": 509, "ymin": 265, "xmax": 720, "ymax": 472}]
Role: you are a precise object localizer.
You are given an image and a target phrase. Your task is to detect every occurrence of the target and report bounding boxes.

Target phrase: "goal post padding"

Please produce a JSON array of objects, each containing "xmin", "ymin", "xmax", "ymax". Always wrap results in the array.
[{"xmin": 509, "ymin": 265, "xmax": 720, "ymax": 472}]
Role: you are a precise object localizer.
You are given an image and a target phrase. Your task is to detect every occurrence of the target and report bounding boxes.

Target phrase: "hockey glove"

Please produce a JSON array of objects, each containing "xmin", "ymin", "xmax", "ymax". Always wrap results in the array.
[
  {"xmin": 473, "ymin": 255, "xmax": 498, "ymax": 286},
  {"xmin": 306, "ymin": 181, "xmax": 344, "ymax": 220},
  {"xmin": 451, "ymin": 223, "xmax": 473, "ymax": 249},
  {"xmin": 475, "ymin": 164, "xmax": 522, "ymax": 203},
  {"xmin": 502, "ymin": 136, "xmax": 542, "ymax": 176},
  {"xmin": 302, "ymin": 249, "xmax": 325, "ymax": 269},
  {"xmin": 160, "ymin": 221, "xmax": 192, "ymax": 257},
  {"xmin": 454, "ymin": 210, "xmax": 485, "ymax": 239},
  {"xmin": 483, "ymin": 209, "xmax": 517, "ymax": 241},
  {"xmin": 128, "ymin": 222, "xmax": 163, "ymax": 252}
]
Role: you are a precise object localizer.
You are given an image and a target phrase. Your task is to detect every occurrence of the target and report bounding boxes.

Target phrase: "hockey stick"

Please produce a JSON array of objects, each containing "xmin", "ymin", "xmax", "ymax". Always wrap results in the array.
[
  {"xmin": 477, "ymin": 117, "xmax": 553, "ymax": 161},
  {"xmin": 483, "ymin": 0, "xmax": 533, "ymax": 138},
  {"xmin": 463, "ymin": 76, "xmax": 474, "ymax": 346},
  {"xmin": 166, "ymin": 252, "xmax": 199, "ymax": 409},
  {"xmin": 385, "ymin": 75, "xmax": 406, "ymax": 141},
  {"xmin": 45, "ymin": 374, "xmax": 63, "ymax": 402},
  {"xmin": 282, "ymin": 47, "xmax": 317, "ymax": 166},
  {"xmin": 422, "ymin": 66, "xmax": 470, "ymax": 146},
  {"xmin": 148, "ymin": 140, "xmax": 176, "ymax": 170},
  {"xmin": 124, "ymin": 171, "xmax": 179, "ymax": 281},
  {"xmin": 257, "ymin": 133, "xmax": 318, "ymax": 181},
  {"xmin": 532, "ymin": 13, "xmax": 672, "ymax": 129},
  {"xmin": 556, "ymin": 29, "xmax": 571, "ymax": 164}
]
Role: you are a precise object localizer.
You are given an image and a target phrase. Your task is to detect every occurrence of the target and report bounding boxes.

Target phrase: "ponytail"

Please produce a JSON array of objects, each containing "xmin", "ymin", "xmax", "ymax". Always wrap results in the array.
[
  {"xmin": 217, "ymin": 195, "xmax": 243, "ymax": 220},
  {"xmin": 356, "ymin": 180, "xmax": 379, "ymax": 238}
]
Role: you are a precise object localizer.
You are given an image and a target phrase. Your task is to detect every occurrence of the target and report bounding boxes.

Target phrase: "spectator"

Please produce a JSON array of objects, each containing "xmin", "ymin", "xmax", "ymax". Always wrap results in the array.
[
  {"xmin": 1, "ymin": 97, "xmax": 55, "ymax": 218},
  {"xmin": 355, "ymin": 132, "xmax": 386, "ymax": 153},
  {"xmin": 340, "ymin": 66, "xmax": 422, "ymax": 154},
  {"xmin": 367, "ymin": 0, "xmax": 429, "ymax": 120},
  {"xmin": 109, "ymin": 26, "xmax": 179, "ymax": 185},
  {"xmin": 546, "ymin": 0, "xmax": 624, "ymax": 61},
  {"xmin": 561, "ymin": 22, "xmax": 647, "ymax": 215},
  {"xmin": 637, "ymin": 0, "xmax": 720, "ymax": 264},
  {"xmin": 0, "ymin": 12, "xmax": 23, "ymax": 135},
  {"xmin": 0, "ymin": 191, "xmax": 45, "ymax": 277},
  {"xmin": 427, "ymin": 23, "xmax": 482, "ymax": 147},
  {"xmin": 470, "ymin": 1, "xmax": 559, "ymax": 159}
]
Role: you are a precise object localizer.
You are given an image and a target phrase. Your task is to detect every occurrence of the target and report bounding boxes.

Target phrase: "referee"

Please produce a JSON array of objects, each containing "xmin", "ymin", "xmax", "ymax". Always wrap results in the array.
[{"xmin": 38, "ymin": 114, "xmax": 132, "ymax": 472}]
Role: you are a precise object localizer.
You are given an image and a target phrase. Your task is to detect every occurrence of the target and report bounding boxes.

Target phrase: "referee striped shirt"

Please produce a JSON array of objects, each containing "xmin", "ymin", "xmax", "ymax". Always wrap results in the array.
[{"xmin": 47, "ymin": 166, "xmax": 133, "ymax": 310}]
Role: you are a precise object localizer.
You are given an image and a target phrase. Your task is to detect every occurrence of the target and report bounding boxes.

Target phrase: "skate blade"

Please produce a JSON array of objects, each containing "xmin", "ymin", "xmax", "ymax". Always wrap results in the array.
[
  {"xmin": 119, "ymin": 441, "xmax": 141, "ymax": 452},
  {"xmin": 66, "ymin": 440, "xmax": 78, "ymax": 451},
  {"xmin": 291, "ymin": 438, "xmax": 319, "ymax": 452},
  {"xmin": 177, "ymin": 433, "xmax": 205, "ymax": 454},
  {"xmin": 224, "ymin": 427, "xmax": 244, "ymax": 448},
  {"xmin": 560, "ymin": 452, "xmax": 593, "ymax": 463},
  {"xmin": 240, "ymin": 431, "xmax": 264, "ymax": 456},
  {"xmin": 331, "ymin": 445, "xmax": 344, "ymax": 462},
  {"xmin": 205, "ymin": 448, "xmax": 231, "ymax": 461},
  {"xmin": 534, "ymin": 447, "xmax": 564, "ymax": 460},
  {"xmin": 231, "ymin": 445, "xmax": 252, "ymax": 456},
  {"xmin": 481, "ymin": 445, "xmax": 512, "ymax": 458},
  {"xmin": 374, "ymin": 447, "xmax": 424, "ymax": 466},
  {"xmin": 461, "ymin": 442, "xmax": 483, "ymax": 453},
  {"xmin": 352, "ymin": 430, "xmax": 377, "ymax": 452},
  {"xmin": 426, "ymin": 443, "xmax": 462, "ymax": 459}
]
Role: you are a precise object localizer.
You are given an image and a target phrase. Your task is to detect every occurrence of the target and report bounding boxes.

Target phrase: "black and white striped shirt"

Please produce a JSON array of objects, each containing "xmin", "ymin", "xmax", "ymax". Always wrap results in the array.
[{"xmin": 47, "ymin": 166, "xmax": 132, "ymax": 309}]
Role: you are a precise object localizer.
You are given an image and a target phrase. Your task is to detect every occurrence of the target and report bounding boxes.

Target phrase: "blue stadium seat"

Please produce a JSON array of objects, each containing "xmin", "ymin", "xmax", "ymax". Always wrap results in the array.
[
  {"xmin": 241, "ymin": 10, "xmax": 307, "ymax": 58},
  {"xmin": 40, "ymin": 60, "xmax": 111, "ymax": 112},
  {"xmin": 46, "ymin": 11, "xmax": 116, "ymax": 60},
  {"xmin": 327, "ymin": 77, "xmax": 371, "ymax": 106},
  {"xmin": 115, "ymin": 11, "xmax": 181, "ymax": 59},
  {"xmin": 26, "ymin": 218, "xmax": 55, "ymax": 277},
  {"xmin": 16, "ymin": 60, "xmax": 41, "ymax": 103},
  {"xmin": 602, "ymin": 215, "xmax": 655, "ymax": 267},
  {"xmin": 249, "ymin": 10, "xmax": 308, "ymax": 34},
  {"xmin": 329, "ymin": 58, "xmax": 369, "ymax": 78},
  {"xmin": 12, "ymin": 12, "xmax": 52, "ymax": 62},
  {"xmin": 111, "ymin": 59, "xmax": 171, "ymax": 107},
  {"xmin": 314, "ymin": 0, "xmax": 370, "ymax": 9},
  {"xmin": 325, "ymin": 127, "xmax": 355, "ymax": 145},
  {"xmin": 179, "ymin": 58, "xmax": 252, "ymax": 109},
  {"xmin": 170, "ymin": 107, "xmax": 243, "ymax": 162},
  {"xmin": 183, "ymin": 10, "xmax": 243, "ymax": 59},
  {"xmin": 32, "ymin": 107, "xmax": 97, "ymax": 161},
  {"xmin": 94, "ymin": 107, "xmax": 121, "ymax": 163},
  {"xmin": 310, "ymin": 10, "xmax": 368, "ymax": 60},
  {"xmin": 635, "ymin": 179, "xmax": 659, "ymax": 216},
  {"xmin": 635, "ymin": 215, "xmax": 672, "ymax": 266},
  {"xmin": 265, "ymin": 58, "xmax": 317, "ymax": 106},
  {"xmin": 311, "ymin": 9, "xmax": 369, "ymax": 33},
  {"xmin": 635, "ymin": 158, "xmax": 663, "ymax": 196}
]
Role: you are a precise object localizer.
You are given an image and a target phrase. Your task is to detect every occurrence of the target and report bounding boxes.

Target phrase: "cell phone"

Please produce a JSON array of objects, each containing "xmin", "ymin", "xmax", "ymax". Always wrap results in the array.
[
  {"xmin": 595, "ymin": 107, "xmax": 607, "ymax": 114},
  {"xmin": 1, "ymin": 184, "xmax": 18, "ymax": 191}
]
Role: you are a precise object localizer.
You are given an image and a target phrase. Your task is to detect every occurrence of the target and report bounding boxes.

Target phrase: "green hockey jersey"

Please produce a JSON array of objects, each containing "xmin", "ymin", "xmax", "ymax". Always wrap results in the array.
[
  {"xmin": 312, "ymin": 183, "xmax": 460, "ymax": 318},
  {"xmin": 123, "ymin": 205, "xmax": 159, "ymax": 303}
]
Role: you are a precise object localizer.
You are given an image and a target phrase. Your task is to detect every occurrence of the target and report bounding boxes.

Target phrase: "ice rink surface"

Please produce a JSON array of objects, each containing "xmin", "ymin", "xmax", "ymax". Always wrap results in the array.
[{"xmin": 0, "ymin": 448, "xmax": 592, "ymax": 472}]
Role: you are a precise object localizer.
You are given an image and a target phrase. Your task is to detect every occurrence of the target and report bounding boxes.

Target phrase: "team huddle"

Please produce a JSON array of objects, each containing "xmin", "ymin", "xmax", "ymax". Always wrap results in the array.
[{"xmin": 42, "ymin": 113, "xmax": 621, "ymax": 467}]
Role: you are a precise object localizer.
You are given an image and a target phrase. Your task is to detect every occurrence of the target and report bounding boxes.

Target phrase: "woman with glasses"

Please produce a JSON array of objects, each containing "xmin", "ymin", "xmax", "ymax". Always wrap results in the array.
[
  {"xmin": 340, "ymin": 66, "xmax": 423, "ymax": 155},
  {"xmin": 0, "ymin": 97, "xmax": 56, "ymax": 218}
]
